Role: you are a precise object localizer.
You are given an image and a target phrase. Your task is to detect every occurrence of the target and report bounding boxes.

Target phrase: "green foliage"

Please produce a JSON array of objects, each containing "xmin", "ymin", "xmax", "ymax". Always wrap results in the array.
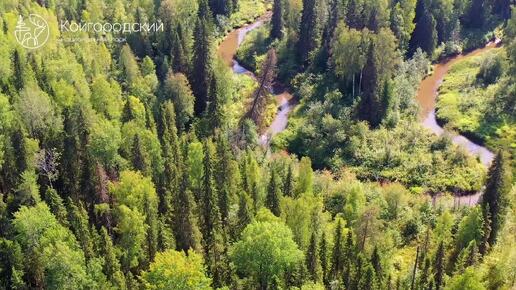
[
  {"xmin": 90, "ymin": 76, "xmax": 123, "ymax": 120},
  {"xmin": 408, "ymin": 0, "xmax": 437, "ymax": 56},
  {"xmin": 110, "ymin": 171, "xmax": 159, "ymax": 270},
  {"xmin": 115, "ymin": 204, "xmax": 147, "ymax": 271},
  {"xmin": 444, "ymin": 267, "xmax": 486, "ymax": 290},
  {"xmin": 13, "ymin": 203, "xmax": 94, "ymax": 289},
  {"xmin": 231, "ymin": 208, "xmax": 303, "ymax": 289},
  {"xmin": 89, "ymin": 117, "xmax": 122, "ymax": 168},
  {"xmin": 142, "ymin": 250, "xmax": 211, "ymax": 290},
  {"xmin": 477, "ymin": 53, "xmax": 505, "ymax": 86},
  {"xmin": 235, "ymin": 25, "xmax": 271, "ymax": 72},
  {"xmin": 456, "ymin": 206, "xmax": 484, "ymax": 250},
  {"xmin": 482, "ymin": 151, "xmax": 512, "ymax": 246},
  {"xmin": 296, "ymin": 157, "xmax": 313, "ymax": 196},
  {"xmin": 17, "ymin": 85, "xmax": 62, "ymax": 140},
  {"xmin": 162, "ymin": 72, "xmax": 195, "ymax": 131},
  {"xmin": 298, "ymin": 0, "xmax": 321, "ymax": 65},
  {"xmin": 0, "ymin": 1, "xmax": 512, "ymax": 289},
  {"xmin": 271, "ymin": 0, "xmax": 284, "ymax": 39},
  {"xmin": 192, "ymin": 8, "xmax": 214, "ymax": 115},
  {"xmin": 436, "ymin": 48, "xmax": 515, "ymax": 165}
]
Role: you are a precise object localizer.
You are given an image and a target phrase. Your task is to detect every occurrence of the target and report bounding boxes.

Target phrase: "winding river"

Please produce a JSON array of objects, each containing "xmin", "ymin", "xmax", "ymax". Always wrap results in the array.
[
  {"xmin": 417, "ymin": 40, "xmax": 501, "ymax": 206},
  {"xmin": 218, "ymin": 16, "xmax": 499, "ymax": 205},
  {"xmin": 217, "ymin": 15, "xmax": 296, "ymax": 146},
  {"xmin": 416, "ymin": 41, "xmax": 500, "ymax": 167}
]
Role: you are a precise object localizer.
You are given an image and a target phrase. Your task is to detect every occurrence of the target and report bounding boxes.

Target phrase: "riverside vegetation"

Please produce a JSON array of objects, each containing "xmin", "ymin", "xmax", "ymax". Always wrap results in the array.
[{"xmin": 0, "ymin": 0, "xmax": 515, "ymax": 289}]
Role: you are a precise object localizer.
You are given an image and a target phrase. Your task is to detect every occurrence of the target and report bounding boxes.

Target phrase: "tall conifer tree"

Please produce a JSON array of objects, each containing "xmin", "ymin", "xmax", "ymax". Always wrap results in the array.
[
  {"xmin": 192, "ymin": 0, "xmax": 214, "ymax": 115},
  {"xmin": 271, "ymin": 0, "xmax": 284, "ymax": 39},
  {"xmin": 265, "ymin": 170, "xmax": 282, "ymax": 216},
  {"xmin": 408, "ymin": 0, "xmax": 437, "ymax": 56},
  {"xmin": 481, "ymin": 151, "xmax": 512, "ymax": 246},
  {"xmin": 306, "ymin": 232, "xmax": 320, "ymax": 282},
  {"xmin": 298, "ymin": 0, "xmax": 320, "ymax": 66}
]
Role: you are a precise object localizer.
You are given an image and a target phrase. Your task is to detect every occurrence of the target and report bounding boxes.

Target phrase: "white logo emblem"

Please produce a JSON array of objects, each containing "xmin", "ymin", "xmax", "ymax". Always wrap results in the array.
[{"xmin": 14, "ymin": 14, "xmax": 49, "ymax": 49}]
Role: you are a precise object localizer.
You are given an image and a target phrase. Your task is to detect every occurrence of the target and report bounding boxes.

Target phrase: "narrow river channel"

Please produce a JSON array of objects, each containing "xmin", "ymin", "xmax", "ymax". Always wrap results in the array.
[
  {"xmin": 217, "ymin": 15, "xmax": 296, "ymax": 146},
  {"xmin": 218, "ymin": 16, "xmax": 499, "ymax": 206},
  {"xmin": 416, "ymin": 41, "xmax": 501, "ymax": 167},
  {"xmin": 416, "ymin": 40, "xmax": 501, "ymax": 206}
]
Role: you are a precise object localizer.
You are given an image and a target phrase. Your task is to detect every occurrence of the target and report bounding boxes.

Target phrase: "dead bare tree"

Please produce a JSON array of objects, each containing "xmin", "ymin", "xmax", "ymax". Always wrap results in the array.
[
  {"xmin": 36, "ymin": 148, "xmax": 60, "ymax": 189},
  {"xmin": 248, "ymin": 48, "xmax": 277, "ymax": 129}
]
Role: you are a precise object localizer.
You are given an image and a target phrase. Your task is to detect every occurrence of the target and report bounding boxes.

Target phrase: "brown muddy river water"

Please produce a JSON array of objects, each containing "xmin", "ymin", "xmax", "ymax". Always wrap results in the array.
[
  {"xmin": 415, "ymin": 41, "xmax": 500, "ymax": 167},
  {"xmin": 219, "ymin": 16, "xmax": 498, "ymax": 205},
  {"xmin": 217, "ymin": 14, "xmax": 295, "ymax": 146}
]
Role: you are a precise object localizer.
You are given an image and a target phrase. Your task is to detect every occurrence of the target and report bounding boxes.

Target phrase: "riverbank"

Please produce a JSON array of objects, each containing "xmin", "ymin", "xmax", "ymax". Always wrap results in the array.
[
  {"xmin": 416, "ymin": 39, "xmax": 502, "ymax": 167},
  {"xmin": 433, "ymin": 41, "xmax": 515, "ymax": 170},
  {"xmin": 220, "ymin": 13, "xmax": 490, "ymax": 200},
  {"xmin": 217, "ymin": 13, "xmax": 297, "ymax": 146}
]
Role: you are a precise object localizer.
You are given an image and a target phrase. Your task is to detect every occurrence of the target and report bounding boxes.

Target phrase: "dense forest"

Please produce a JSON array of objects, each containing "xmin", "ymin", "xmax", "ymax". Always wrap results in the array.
[{"xmin": 0, "ymin": 0, "xmax": 515, "ymax": 289}]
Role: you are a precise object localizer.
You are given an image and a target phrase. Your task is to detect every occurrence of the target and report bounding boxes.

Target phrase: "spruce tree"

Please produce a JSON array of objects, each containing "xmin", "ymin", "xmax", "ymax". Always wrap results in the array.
[
  {"xmin": 481, "ymin": 151, "xmax": 512, "ymax": 246},
  {"xmin": 144, "ymin": 189, "xmax": 159, "ymax": 265},
  {"xmin": 367, "ymin": 6, "xmax": 381, "ymax": 32},
  {"xmin": 236, "ymin": 192, "xmax": 252, "ymax": 238},
  {"xmin": 465, "ymin": 0, "xmax": 485, "ymax": 28},
  {"xmin": 353, "ymin": 254, "xmax": 365, "ymax": 290},
  {"xmin": 319, "ymin": 0, "xmax": 340, "ymax": 69},
  {"xmin": 0, "ymin": 239, "xmax": 25, "ymax": 290},
  {"xmin": 0, "ymin": 136, "xmax": 18, "ymax": 195},
  {"xmin": 265, "ymin": 170, "xmax": 282, "ymax": 216},
  {"xmin": 434, "ymin": 241, "xmax": 445, "ymax": 290},
  {"xmin": 492, "ymin": 0, "xmax": 511, "ymax": 20},
  {"xmin": 271, "ymin": 0, "xmax": 284, "ymax": 39},
  {"xmin": 209, "ymin": 0, "xmax": 230, "ymax": 16},
  {"xmin": 419, "ymin": 257, "xmax": 431, "ymax": 290},
  {"xmin": 214, "ymin": 134, "xmax": 234, "ymax": 285},
  {"xmin": 283, "ymin": 163, "xmax": 294, "ymax": 197},
  {"xmin": 2, "ymin": 121, "xmax": 28, "ymax": 195},
  {"xmin": 43, "ymin": 188, "xmax": 69, "ymax": 227},
  {"xmin": 61, "ymin": 108, "xmax": 81, "ymax": 199},
  {"xmin": 320, "ymin": 232, "xmax": 329, "ymax": 286},
  {"xmin": 174, "ymin": 137, "xmax": 198, "ymax": 252},
  {"xmin": 371, "ymin": 246, "xmax": 382, "ymax": 284},
  {"xmin": 99, "ymin": 227, "xmax": 126, "ymax": 288},
  {"xmin": 248, "ymin": 49, "xmax": 277, "ymax": 129},
  {"xmin": 343, "ymin": 231, "xmax": 354, "ymax": 289},
  {"xmin": 11, "ymin": 123, "xmax": 27, "ymax": 177},
  {"xmin": 346, "ymin": 0, "xmax": 363, "ymax": 29},
  {"xmin": 121, "ymin": 97, "xmax": 134, "ymax": 123},
  {"xmin": 171, "ymin": 23, "xmax": 189, "ymax": 74},
  {"xmin": 131, "ymin": 134, "xmax": 148, "ymax": 174},
  {"xmin": 76, "ymin": 106, "xmax": 95, "ymax": 211},
  {"xmin": 158, "ymin": 101, "xmax": 180, "ymax": 215},
  {"xmin": 331, "ymin": 219, "xmax": 344, "ymax": 279},
  {"xmin": 200, "ymin": 139, "xmax": 225, "ymax": 288},
  {"xmin": 12, "ymin": 49, "xmax": 25, "ymax": 91},
  {"xmin": 359, "ymin": 43, "xmax": 382, "ymax": 127},
  {"xmin": 215, "ymin": 134, "xmax": 233, "ymax": 229},
  {"xmin": 408, "ymin": 0, "xmax": 437, "ymax": 56},
  {"xmin": 306, "ymin": 231, "xmax": 320, "ymax": 282},
  {"xmin": 192, "ymin": 2, "xmax": 214, "ymax": 115},
  {"xmin": 359, "ymin": 265, "xmax": 377, "ymax": 290},
  {"xmin": 298, "ymin": 0, "xmax": 320, "ymax": 66},
  {"xmin": 207, "ymin": 69, "xmax": 226, "ymax": 131},
  {"xmin": 67, "ymin": 200, "xmax": 94, "ymax": 260}
]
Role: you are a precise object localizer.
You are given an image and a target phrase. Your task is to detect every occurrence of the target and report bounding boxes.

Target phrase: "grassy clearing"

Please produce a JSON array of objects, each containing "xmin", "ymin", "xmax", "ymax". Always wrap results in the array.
[
  {"xmin": 229, "ymin": 0, "xmax": 269, "ymax": 28},
  {"xmin": 235, "ymin": 24, "xmax": 272, "ymax": 71},
  {"xmin": 436, "ymin": 48, "xmax": 516, "ymax": 161},
  {"xmin": 228, "ymin": 73, "xmax": 257, "ymax": 127}
]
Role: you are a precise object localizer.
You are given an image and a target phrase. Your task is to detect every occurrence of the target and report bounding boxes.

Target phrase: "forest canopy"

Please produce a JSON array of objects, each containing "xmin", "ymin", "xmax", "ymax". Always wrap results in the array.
[{"xmin": 0, "ymin": 0, "xmax": 515, "ymax": 289}]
